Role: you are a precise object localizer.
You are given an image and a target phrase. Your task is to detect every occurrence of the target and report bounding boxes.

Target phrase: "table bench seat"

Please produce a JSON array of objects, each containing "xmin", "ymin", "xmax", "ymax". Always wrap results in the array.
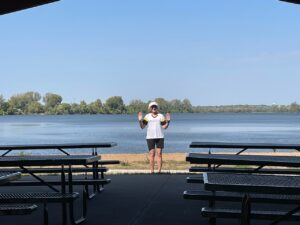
[
  {"xmin": 98, "ymin": 160, "xmax": 120, "ymax": 165},
  {"xmin": 186, "ymin": 176, "xmax": 204, "ymax": 183},
  {"xmin": 2, "ymin": 178, "xmax": 111, "ymax": 187},
  {"xmin": 0, "ymin": 204, "xmax": 38, "ymax": 216},
  {"xmin": 184, "ymin": 190, "xmax": 300, "ymax": 204},
  {"xmin": 189, "ymin": 166, "xmax": 300, "ymax": 174},
  {"xmin": 0, "ymin": 192, "xmax": 79, "ymax": 203},
  {"xmin": 1, "ymin": 167, "xmax": 108, "ymax": 174},
  {"xmin": 202, "ymin": 207, "xmax": 300, "ymax": 221}
]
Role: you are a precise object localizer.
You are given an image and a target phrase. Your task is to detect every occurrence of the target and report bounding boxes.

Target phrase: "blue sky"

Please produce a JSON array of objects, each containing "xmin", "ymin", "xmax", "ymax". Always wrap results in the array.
[{"xmin": 1, "ymin": 0, "xmax": 300, "ymax": 105}]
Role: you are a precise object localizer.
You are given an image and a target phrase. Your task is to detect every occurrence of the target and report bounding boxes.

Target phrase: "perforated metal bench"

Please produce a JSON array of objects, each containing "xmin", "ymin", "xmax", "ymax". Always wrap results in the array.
[
  {"xmin": 189, "ymin": 166, "xmax": 300, "ymax": 174},
  {"xmin": 1, "ymin": 164, "xmax": 115, "ymax": 199},
  {"xmin": 184, "ymin": 190, "xmax": 300, "ymax": 204},
  {"xmin": 201, "ymin": 207, "xmax": 300, "ymax": 221},
  {"xmin": 0, "ymin": 167, "xmax": 108, "ymax": 174},
  {"xmin": 98, "ymin": 160, "xmax": 120, "ymax": 165},
  {"xmin": 0, "ymin": 192, "xmax": 79, "ymax": 203},
  {"xmin": 0, "ymin": 204, "xmax": 37, "ymax": 216},
  {"xmin": 3, "ymin": 178, "xmax": 111, "ymax": 200},
  {"xmin": 186, "ymin": 176, "xmax": 204, "ymax": 183},
  {"xmin": 4, "ymin": 178, "xmax": 110, "ymax": 187},
  {"xmin": 0, "ymin": 192, "xmax": 80, "ymax": 225}
]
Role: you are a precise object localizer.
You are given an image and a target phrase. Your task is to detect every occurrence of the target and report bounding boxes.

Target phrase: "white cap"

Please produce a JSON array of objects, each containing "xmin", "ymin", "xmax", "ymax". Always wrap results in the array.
[{"xmin": 148, "ymin": 101, "xmax": 159, "ymax": 109}]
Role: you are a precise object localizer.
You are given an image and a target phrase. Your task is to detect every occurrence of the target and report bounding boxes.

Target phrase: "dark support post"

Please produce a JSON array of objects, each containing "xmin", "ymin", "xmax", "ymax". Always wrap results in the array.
[
  {"xmin": 208, "ymin": 149, "xmax": 212, "ymax": 170},
  {"xmin": 280, "ymin": 0, "xmax": 300, "ymax": 4},
  {"xmin": 253, "ymin": 165, "xmax": 265, "ymax": 172},
  {"xmin": 1, "ymin": 149, "xmax": 12, "ymax": 156},
  {"xmin": 69, "ymin": 164, "xmax": 87, "ymax": 225},
  {"xmin": 236, "ymin": 147, "xmax": 248, "ymax": 155},
  {"xmin": 270, "ymin": 205, "xmax": 300, "ymax": 225},
  {"xmin": 58, "ymin": 148, "xmax": 70, "ymax": 156},
  {"xmin": 61, "ymin": 165, "xmax": 67, "ymax": 225},
  {"xmin": 209, "ymin": 190, "xmax": 216, "ymax": 225},
  {"xmin": 0, "ymin": 0, "xmax": 60, "ymax": 15},
  {"xmin": 241, "ymin": 194, "xmax": 251, "ymax": 225},
  {"xmin": 43, "ymin": 203, "xmax": 49, "ymax": 225}
]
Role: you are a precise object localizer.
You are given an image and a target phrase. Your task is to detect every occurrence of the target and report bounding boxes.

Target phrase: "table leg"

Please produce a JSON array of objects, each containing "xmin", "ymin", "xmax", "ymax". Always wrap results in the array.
[
  {"xmin": 240, "ymin": 194, "xmax": 251, "ymax": 225},
  {"xmin": 209, "ymin": 191, "xmax": 216, "ymax": 225},
  {"xmin": 68, "ymin": 164, "xmax": 87, "ymax": 225},
  {"xmin": 61, "ymin": 165, "xmax": 67, "ymax": 225}
]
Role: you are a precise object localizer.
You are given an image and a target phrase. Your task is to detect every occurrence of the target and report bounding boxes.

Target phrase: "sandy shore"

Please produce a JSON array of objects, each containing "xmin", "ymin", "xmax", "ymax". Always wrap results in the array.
[
  {"xmin": 101, "ymin": 153, "xmax": 189, "ymax": 170},
  {"xmin": 101, "ymin": 151, "xmax": 300, "ymax": 171}
]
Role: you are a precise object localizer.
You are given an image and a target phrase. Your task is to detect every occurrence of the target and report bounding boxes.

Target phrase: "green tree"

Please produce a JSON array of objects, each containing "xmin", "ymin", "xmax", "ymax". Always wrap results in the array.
[
  {"xmin": 105, "ymin": 96, "xmax": 125, "ymax": 114},
  {"xmin": 78, "ymin": 101, "xmax": 89, "ymax": 114},
  {"xmin": 182, "ymin": 99, "xmax": 193, "ymax": 112},
  {"xmin": 8, "ymin": 91, "xmax": 41, "ymax": 114},
  {"xmin": 55, "ymin": 103, "xmax": 72, "ymax": 114},
  {"xmin": 154, "ymin": 98, "xmax": 170, "ymax": 113},
  {"xmin": 126, "ymin": 100, "xmax": 147, "ymax": 113},
  {"xmin": 89, "ymin": 99, "xmax": 103, "ymax": 114},
  {"xmin": 70, "ymin": 103, "xmax": 80, "ymax": 114},
  {"xmin": 43, "ymin": 93, "xmax": 63, "ymax": 109},
  {"xmin": 170, "ymin": 99, "xmax": 183, "ymax": 113},
  {"xmin": 0, "ymin": 95, "xmax": 8, "ymax": 115},
  {"xmin": 26, "ymin": 102, "xmax": 44, "ymax": 114},
  {"xmin": 290, "ymin": 102, "xmax": 300, "ymax": 112}
]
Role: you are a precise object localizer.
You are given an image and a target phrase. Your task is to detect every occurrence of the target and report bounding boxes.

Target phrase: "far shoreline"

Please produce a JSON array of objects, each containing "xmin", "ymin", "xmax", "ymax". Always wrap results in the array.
[{"xmin": 1, "ymin": 112, "xmax": 300, "ymax": 117}]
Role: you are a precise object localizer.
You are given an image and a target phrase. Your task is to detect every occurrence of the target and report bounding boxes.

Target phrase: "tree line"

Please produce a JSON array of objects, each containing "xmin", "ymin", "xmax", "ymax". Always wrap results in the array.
[{"xmin": 0, "ymin": 91, "xmax": 300, "ymax": 115}]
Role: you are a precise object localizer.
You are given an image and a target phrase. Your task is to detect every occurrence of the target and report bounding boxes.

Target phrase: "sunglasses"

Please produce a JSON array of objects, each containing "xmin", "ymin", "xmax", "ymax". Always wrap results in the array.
[{"xmin": 151, "ymin": 106, "xmax": 158, "ymax": 109}]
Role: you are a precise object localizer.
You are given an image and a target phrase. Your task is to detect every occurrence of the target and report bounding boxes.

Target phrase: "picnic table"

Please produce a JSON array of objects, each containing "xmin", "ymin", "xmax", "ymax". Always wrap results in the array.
[
  {"xmin": 190, "ymin": 142, "xmax": 300, "ymax": 157},
  {"xmin": 0, "ymin": 142, "xmax": 117, "ymax": 156},
  {"xmin": 0, "ymin": 155, "xmax": 100, "ymax": 225},
  {"xmin": 0, "ymin": 155, "xmax": 100, "ymax": 193},
  {"xmin": 187, "ymin": 146, "xmax": 300, "ymax": 174},
  {"xmin": 187, "ymin": 153, "xmax": 300, "ymax": 167},
  {"xmin": 203, "ymin": 172, "xmax": 300, "ymax": 225},
  {"xmin": 190, "ymin": 142, "xmax": 300, "ymax": 151},
  {"xmin": 0, "ymin": 155, "xmax": 100, "ymax": 167},
  {"xmin": 0, "ymin": 172, "xmax": 38, "ymax": 216},
  {"xmin": 0, "ymin": 142, "xmax": 119, "ymax": 198}
]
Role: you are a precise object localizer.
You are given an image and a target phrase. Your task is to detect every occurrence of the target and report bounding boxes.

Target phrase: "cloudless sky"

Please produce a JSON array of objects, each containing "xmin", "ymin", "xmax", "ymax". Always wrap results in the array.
[{"xmin": 1, "ymin": 0, "xmax": 300, "ymax": 105}]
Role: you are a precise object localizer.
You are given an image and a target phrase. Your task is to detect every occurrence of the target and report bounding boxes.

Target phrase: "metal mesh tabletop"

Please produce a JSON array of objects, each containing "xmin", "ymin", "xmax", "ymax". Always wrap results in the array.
[
  {"xmin": 187, "ymin": 153, "xmax": 300, "ymax": 167},
  {"xmin": 0, "ymin": 172, "xmax": 21, "ymax": 185},
  {"xmin": 204, "ymin": 172, "xmax": 300, "ymax": 195},
  {"xmin": 0, "ymin": 155, "xmax": 100, "ymax": 166},
  {"xmin": 0, "ymin": 142, "xmax": 117, "ymax": 151},
  {"xmin": 0, "ymin": 192, "xmax": 79, "ymax": 203},
  {"xmin": 190, "ymin": 142, "xmax": 300, "ymax": 149}
]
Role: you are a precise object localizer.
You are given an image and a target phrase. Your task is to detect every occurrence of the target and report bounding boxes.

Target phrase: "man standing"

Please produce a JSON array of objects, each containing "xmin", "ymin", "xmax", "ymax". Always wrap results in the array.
[{"xmin": 138, "ymin": 102, "xmax": 171, "ymax": 173}]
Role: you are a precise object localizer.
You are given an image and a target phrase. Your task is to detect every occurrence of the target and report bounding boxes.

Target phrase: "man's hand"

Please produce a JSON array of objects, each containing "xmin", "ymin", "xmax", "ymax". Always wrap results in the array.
[{"xmin": 138, "ymin": 112, "xmax": 143, "ymax": 121}]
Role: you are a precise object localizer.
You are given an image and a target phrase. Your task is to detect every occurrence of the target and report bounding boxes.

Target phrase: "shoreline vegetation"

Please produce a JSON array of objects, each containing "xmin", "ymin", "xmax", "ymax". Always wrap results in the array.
[{"xmin": 1, "ymin": 91, "xmax": 300, "ymax": 115}]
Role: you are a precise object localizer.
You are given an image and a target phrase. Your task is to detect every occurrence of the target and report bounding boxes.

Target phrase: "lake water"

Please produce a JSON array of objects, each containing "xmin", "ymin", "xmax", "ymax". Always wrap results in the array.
[{"xmin": 0, "ymin": 113, "xmax": 300, "ymax": 155}]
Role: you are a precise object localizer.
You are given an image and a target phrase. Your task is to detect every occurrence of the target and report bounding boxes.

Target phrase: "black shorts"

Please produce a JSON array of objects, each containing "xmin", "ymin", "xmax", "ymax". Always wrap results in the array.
[{"xmin": 146, "ymin": 138, "xmax": 164, "ymax": 150}]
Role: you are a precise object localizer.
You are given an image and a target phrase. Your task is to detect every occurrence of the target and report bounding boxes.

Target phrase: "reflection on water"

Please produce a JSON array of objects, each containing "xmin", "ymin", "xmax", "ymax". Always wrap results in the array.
[{"xmin": 0, "ymin": 113, "xmax": 300, "ymax": 154}]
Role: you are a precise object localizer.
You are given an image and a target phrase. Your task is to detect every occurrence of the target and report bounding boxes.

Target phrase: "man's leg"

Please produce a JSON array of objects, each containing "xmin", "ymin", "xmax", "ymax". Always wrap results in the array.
[
  {"xmin": 149, "ymin": 149, "xmax": 155, "ymax": 173},
  {"xmin": 156, "ymin": 148, "xmax": 162, "ymax": 173}
]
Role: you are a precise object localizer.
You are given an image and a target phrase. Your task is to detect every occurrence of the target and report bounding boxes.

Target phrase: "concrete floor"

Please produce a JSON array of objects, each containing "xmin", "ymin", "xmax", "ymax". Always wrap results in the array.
[{"xmin": 0, "ymin": 174, "xmax": 298, "ymax": 225}]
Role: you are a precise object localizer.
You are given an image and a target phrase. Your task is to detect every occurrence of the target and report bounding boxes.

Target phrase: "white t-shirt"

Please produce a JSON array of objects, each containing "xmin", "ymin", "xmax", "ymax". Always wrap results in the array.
[{"xmin": 143, "ymin": 113, "xmax": 166, "ymax": 139}]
